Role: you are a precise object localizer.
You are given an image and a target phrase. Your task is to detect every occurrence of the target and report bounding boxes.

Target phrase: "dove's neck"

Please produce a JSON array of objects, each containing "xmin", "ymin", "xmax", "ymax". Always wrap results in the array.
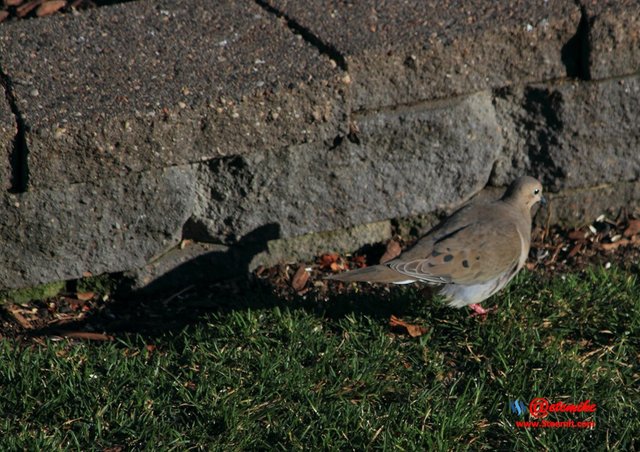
[{"xmin": 502, "ymin": 198, "xmax": 533, "ymax": 237}]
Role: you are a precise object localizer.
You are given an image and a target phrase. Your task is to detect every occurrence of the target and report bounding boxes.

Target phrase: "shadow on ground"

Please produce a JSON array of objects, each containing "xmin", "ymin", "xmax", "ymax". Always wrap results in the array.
[
  {"xmin": 24, "ymin": 225, "xmax": 447, "ymax": 340},
  {"xmin": 27, "ymin": 277, "xmax": 444, "ymax": 340}
]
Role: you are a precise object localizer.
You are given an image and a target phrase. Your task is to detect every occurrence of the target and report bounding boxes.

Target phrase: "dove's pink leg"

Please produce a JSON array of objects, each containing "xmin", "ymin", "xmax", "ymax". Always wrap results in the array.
[{"xmin": 468, "ymin": 304, "xmax": 496, "ymax": 317}]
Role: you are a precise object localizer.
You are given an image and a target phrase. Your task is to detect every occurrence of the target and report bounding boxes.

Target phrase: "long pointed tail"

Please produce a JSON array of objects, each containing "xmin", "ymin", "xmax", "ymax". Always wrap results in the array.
[{"xmin": 326, "ymin": 264, "xmax": 416, "ymax": 284}]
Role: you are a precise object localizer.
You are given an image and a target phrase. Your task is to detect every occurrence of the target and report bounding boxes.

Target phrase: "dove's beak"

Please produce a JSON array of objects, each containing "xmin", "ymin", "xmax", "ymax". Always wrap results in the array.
[{"xmin": 540, "ymin": 196, "xmax": 548, "ymax": 207}]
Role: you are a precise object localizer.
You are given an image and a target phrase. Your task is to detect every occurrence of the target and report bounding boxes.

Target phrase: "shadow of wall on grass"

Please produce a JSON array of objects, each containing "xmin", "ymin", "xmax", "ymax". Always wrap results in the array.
[
  {"xmin": 25, "ymin": 223, "xmax": 280, "ymax": 337},
  {"xmin": 26, "ymin": 226, "xmax": 451, "ymax": 339}
]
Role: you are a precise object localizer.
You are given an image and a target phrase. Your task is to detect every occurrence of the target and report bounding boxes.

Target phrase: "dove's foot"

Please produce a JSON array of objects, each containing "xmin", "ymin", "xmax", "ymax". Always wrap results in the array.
[{"xmin": 468, "ymin": 304, "xmax": 497, "ymax": 317}]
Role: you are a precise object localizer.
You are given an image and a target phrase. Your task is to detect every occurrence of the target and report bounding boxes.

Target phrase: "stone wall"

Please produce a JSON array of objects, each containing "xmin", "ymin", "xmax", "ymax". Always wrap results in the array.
[{"xmin": 0, "ymin": 0, "xmax": 638, "ymax": 290}]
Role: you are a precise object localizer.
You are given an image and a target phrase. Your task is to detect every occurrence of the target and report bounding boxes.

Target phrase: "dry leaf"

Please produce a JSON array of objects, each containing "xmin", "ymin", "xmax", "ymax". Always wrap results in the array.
[
  {"xmin": 103, "ymin": 447, "xmax": 124, "ymax": 452},
  {"xmin": 57, "ymin": 331, "xmax": 113, "ymax": 341},
  {"xmin": 567, "ymin": 229, "xmax": 586, "ymax": 240},
  {"xmin": 319, "ymin": 253, "xmax": 339, "ymax": 270},
  {"xmin": 389, "ymin": 315, "xmax": 427, "ymax": 337},
  {"xmin": 63, "ymin": 297, "xmax": 83, "ymax": 311},
  {"xmin": 567, "ymin": 242, "xmax": 582, "ymax": 258},
  {"xmin": 36, "ymin": 0, "xmax": 66, "ymax": 17},
  {"xmin": 290, "ymin": 266, "xmax": 309, "ymax": 292},
  {"xmin": 76, "ymin": 291, "xmax": 95, "ymax": 301},
  {"xmin": 380, "ymin": 240, "xmax": 402, "ymax": 264},
  {"xmin": 6, "ymin": 304, "xmax": 32, "ymax": 329},
  {"xmin": 17, "ymin": 0, "xmax": 43, "ymax": 17},
  {"xmin": 600, "ymin": 239, "xmax": 630, "ymax": 251},
  {"xmin": 623, "ymin": 219, "xmax": 640, "ymax": 237}
]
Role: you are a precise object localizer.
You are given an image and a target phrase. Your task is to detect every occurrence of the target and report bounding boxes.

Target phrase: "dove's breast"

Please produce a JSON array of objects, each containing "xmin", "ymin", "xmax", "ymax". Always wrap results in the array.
[{"xmin": 439, "ymin": 259, "xmax": 520, "ymax": 308}]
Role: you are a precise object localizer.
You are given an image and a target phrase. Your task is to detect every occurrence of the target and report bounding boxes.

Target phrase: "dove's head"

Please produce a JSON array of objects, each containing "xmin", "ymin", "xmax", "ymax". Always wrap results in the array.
[{"xmin": 503, "ymin": 176, "xmax": 546, "ymax": 210}]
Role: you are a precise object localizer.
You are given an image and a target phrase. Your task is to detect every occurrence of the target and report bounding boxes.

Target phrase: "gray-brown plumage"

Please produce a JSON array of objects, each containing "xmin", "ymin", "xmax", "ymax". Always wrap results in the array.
[{"xmin": 328, "ymin": 176, "xmax": 546, "ymax": 314}]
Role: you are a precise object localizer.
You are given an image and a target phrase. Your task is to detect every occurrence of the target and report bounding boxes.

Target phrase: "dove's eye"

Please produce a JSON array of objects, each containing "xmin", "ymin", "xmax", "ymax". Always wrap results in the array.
[{"xmin": 533, "ymin": 189, "xmax": 540, "ymax": 195}]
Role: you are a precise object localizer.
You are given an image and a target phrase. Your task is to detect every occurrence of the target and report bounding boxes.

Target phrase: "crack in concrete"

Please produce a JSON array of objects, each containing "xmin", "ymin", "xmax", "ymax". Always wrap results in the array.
[
  {"xmin": 562, "ymin": 1, "xmax": 592, "ymax": 81},
  {"xmin": 351, "ymin": 90, "xmax": 480, "ymax": 118},
  {"xmin": 254, "ymin": 0, "xmax": 348, "ymax": 71},
  {"xmin": 0, "ymin": 66, "xmax": 28, "ymax": 193}
]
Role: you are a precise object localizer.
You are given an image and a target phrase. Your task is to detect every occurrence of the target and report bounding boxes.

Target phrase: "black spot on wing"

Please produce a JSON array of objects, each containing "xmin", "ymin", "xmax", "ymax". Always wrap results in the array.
[
  {"xmin": 462, "ymin": 260, "xmax": 469, "ymax": 268},
  {"xmin": 443, "ymin": 254, "xmax": 454, "ymax": 262}
]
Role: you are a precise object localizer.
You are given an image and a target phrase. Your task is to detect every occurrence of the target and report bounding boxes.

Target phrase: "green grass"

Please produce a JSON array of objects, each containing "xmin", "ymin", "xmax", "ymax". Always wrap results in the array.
[{"xmin": 1, "ymin": 266, "xmax": 639, "ymax": 450}]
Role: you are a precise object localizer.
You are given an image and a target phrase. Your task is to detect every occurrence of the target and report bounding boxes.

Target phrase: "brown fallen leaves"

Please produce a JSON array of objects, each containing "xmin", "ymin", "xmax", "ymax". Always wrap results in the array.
[
  {"xmin": 318, "ymin": 252, "xmax": 367, "ymax": 273},
  {"xmin": 76, "ymin": 291, "xmax": 95, "ymax": 301},
  {"xmin": 599, "ymin": 219, "xmax": 640, "ymax": 251},
  {"xmin": 379, "ymin": 239, "xmax": 402, "ymax": 264},
  {"xmin": 566, "ymin": 216, "xmax": 640, "ymax": 253},
  {"xmin": 624, "ymin": 219, "xmax": 640, "ymax": 238},
  {"xmin": 2, "ymin": 290, "xmax": 111, "ymax": 340},
  {"xmin": 5, "ymin": 304, "xmax": 32, "ymax": 329},
  {"xmin": 529, "ymin": 213, "xmax": 640, "ymax": 271},
  {"xmin": 290, "ymin": 266, "xmax": 310, "ymax": 292},
  {"xmin": 318, "ymin": 253, "xmax": 347, "ymax": 273},
  {"xmin": 5, "ymin": 302, "xmax": 112, "ymax": 340},
  {"xmin": 389, "ymin": 315, "xmax": 427, "ymax": 337},
  {"xmin": 0, "ymin": 0, "xmax": 100, "ymax": 23},
  {"xmin": 36, "ymin": 0, "xmax": 66, "ymax": 17},
  {"xmin": 55, "ymin": 331, "xmax": 113, "ymax": 341},
  {"xmin": 600, "ymin": 236, "xmax": 640, "ymax": 251}
]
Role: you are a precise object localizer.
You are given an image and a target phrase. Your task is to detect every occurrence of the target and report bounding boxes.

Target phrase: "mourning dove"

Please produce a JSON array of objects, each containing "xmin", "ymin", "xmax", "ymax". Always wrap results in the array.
[{"xmin": 328, "ymin": 176, "xmax": 546, "ymax": 315}]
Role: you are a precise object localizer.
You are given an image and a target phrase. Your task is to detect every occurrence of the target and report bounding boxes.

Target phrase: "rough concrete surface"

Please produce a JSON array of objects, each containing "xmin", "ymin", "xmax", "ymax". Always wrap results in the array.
[
  {"xmin": 0, "ymin": 166, "xmax": 195, "ymax": 289},
  {"xmin": 543, "ymin": 180, "xmax": 640, "ymax": 227},
  {"xmin": 0, "ymin": 0, "xmax": 346, "ymax": 189},
  {"xmin": 491, "ymin": 75, "xmax": 640, "ymax": 190},
  {"xmin": 189, "ymin": 92, "xmax": 501, "ymax": 243},
  {"xmin": 0, "ymin": 0, "xmax": 638, "ymax": 293},
  {"xmin": 0, "ymin": 94, "xmax": 14, "ymax": 191},
  {"xmin": 585, "ymin": 0, "xmax": 640, "ymax": 79},
  {"xmin": 266, "ymin": 0, "xmax": 582, "ymax": 110}
]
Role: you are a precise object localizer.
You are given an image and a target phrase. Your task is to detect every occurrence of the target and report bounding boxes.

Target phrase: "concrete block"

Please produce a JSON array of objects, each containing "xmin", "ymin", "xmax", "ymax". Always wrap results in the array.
[
  {"xmin": 542, "ymin": 180, "xmax": 640, "ymax": 227},
  {"xmin": 190, "ymin": 91, "xmax": 502, "ymax": 243},
  {"xmin": 0, "ymin": 0, "xmax": 347, "ymax": 189},
  {"xmin": 266, "ymin": 0, "xmax": 581, "ymax": 110},
  {"xmin": 585, "ymin": 0, "xmax": 640, "ymax": 79},
  {"xmin": 0, "ymin": 166, "xmax": 195, "ymax": 289},
  {"xmin": 492, "ymin": 75, "xmax": 640, "ymax": 190}
]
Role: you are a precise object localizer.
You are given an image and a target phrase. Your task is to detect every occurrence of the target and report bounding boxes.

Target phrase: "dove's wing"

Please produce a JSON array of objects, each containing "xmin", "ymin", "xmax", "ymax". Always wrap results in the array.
[{"xmin": 387, "ymin": 204, "xmax": 525, "ymax": 285}]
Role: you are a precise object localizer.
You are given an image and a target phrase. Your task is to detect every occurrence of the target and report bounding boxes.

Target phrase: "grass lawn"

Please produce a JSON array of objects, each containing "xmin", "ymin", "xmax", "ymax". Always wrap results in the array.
[{"xmin": 0, "ymin": 266, "xmax": 638, "ymax": 450}]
